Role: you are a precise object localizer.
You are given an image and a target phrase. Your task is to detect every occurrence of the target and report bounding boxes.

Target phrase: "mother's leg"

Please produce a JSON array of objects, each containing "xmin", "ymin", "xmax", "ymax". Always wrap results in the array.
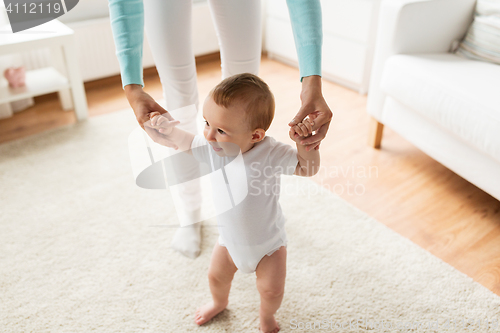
[
  {"xmin": 143, "ymin": 0, "xmax": 202, "ymax": 258},
  {"xmin": 208, "ymin": 0, "xmax": 262, "ymax": 78}
]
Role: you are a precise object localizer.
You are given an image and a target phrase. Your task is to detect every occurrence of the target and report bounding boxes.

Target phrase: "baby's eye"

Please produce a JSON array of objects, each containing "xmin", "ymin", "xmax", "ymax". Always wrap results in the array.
[
  {"xmin": 204, "ymin": 120, "xmax": 209, "ymax": 127},
  {"xmin": 217, "ymin": 129, "xmax": 225, "ymax": 135}
]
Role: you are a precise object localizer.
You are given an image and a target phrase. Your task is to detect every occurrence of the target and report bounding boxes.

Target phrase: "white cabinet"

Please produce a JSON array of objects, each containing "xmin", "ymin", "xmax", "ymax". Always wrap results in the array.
[{"xmin": 265, "ymin": 0, "xmax": 381, "ymax": 94}]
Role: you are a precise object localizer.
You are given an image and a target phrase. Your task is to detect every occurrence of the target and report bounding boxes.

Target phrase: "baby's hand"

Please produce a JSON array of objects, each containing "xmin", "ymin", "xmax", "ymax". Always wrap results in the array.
[
  {"xmin": 289, "ymin": 117, "xmax": 314, "ymax": 144},
  {"xmin": 149, "ymin": 112, "xmax": 180, "ymax": 136}
]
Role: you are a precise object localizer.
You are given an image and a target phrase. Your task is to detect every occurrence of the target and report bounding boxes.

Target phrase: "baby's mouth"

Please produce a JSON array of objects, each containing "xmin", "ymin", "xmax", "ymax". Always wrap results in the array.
[{"xmin": 210, "ymin": 143, "xmax": 223, "ymax": 152}]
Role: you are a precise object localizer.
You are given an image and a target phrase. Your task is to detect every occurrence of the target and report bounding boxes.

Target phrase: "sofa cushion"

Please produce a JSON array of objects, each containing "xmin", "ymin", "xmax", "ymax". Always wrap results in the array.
[
  {"xmin": 381, "ymin": 53, "xmax": 500, "ymax": 163},
  {"xmin": 455, "ymin": 0, "xmax": 500, "ymax": 65}
]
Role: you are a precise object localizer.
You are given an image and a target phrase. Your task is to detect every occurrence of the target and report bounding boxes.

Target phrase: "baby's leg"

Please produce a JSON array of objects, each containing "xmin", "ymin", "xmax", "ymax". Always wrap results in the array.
[
  {"xmin": 195, "ymin": 241, "xmax": 237, "ymax": 325},
  {"xmin": 255, "ymin": 246, "xmax": 287, "ymax": 333}
]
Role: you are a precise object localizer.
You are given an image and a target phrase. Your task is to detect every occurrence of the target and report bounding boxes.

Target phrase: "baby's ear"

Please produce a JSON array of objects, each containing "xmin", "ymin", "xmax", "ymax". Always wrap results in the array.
[{"xmin": 251, "ymin": 128, "xmax": 266, "ymax": 142}]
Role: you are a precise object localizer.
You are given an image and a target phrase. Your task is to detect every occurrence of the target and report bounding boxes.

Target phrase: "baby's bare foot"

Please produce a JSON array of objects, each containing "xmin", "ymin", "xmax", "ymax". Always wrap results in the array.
[
  {"xmin": 259, "ymin": 314, "xmax": 280, "ymax": 333},
  {"xmin": 194, "ymin": 301, "xmax": 227, "ymax": 325}
]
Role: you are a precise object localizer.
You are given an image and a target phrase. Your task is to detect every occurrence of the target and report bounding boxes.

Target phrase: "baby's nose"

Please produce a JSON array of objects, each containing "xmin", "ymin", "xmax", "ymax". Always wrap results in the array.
[{"xmin": 206, "ymin": 129, "xmax": 217, "ymax": 141}]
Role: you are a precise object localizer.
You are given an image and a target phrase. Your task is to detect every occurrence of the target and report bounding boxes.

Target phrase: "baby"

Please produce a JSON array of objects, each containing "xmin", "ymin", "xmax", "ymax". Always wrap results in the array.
[{"xmin": 146, "ymin": 73, "xmax": 320, "ymax": 333}]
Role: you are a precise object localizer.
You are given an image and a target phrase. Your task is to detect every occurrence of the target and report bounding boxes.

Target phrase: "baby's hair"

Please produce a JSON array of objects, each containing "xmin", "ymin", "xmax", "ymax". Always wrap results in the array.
[{"xmin": 209, "ymin": 73, "xmax": 275, "ymax": 131}]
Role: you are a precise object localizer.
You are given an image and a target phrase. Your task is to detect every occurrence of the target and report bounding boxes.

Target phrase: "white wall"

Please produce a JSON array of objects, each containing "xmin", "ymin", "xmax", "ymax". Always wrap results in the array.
[
  {"xmin": 0, "ymin": 0, "xmax": 221, "ymax": 83},
  {"xmin": 265, "ymin": 0, "xmax": 381, "ymax": 94}
]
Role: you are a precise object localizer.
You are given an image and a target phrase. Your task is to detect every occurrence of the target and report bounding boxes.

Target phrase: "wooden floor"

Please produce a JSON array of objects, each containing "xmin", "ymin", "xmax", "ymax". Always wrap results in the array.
[{"xmin": 2, "ymin": 55, "xmax": 500, "ymax": 296}]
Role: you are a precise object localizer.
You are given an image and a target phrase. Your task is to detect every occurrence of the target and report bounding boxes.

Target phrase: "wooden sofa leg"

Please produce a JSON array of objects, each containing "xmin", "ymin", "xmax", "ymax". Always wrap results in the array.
[{"xmin": 368, "ymin": 117, "xmax": 384, "ymax": 149}]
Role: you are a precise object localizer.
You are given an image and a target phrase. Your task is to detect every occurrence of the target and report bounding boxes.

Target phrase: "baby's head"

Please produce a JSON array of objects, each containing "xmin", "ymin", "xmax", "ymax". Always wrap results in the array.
[{"xmin": 203, "ymin": 73, "xmax": 275, "ymax": 156}]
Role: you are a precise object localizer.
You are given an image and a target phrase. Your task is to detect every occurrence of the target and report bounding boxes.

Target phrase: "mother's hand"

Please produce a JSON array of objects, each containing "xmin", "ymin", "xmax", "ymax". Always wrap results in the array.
[
  {"xmin": 124, "ymin": 84, "xmax": 174, "ymax": 129},
  {"xmin": 288, "ymin": 76, "xmax": 333, "ymax": 151}
]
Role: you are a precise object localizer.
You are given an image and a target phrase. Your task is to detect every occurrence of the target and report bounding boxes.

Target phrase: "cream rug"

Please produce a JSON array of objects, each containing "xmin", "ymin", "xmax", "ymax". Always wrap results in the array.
[{"xmin": 1, "ymin": 110, "xmax": 499, "ymax": 332}]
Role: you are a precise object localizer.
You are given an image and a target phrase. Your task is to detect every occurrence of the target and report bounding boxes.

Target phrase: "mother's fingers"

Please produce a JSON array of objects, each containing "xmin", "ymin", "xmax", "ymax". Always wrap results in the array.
[
  {"xmin": 138, "ymin": 114, "xmax": 151, "ymax": 130},
  {"xmin": 288, "ymin": 105, "xmax": 309, "ymax": 127},
  {"xmin": 310, "ymin": 110, "xmax": 333, "ymax": 132}
]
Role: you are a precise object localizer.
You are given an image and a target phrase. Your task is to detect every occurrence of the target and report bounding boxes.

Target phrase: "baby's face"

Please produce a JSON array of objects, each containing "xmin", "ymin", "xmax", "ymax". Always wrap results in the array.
[{"xmin": 203, "ymin": 96, "xmax": 259, "ymax": 156}]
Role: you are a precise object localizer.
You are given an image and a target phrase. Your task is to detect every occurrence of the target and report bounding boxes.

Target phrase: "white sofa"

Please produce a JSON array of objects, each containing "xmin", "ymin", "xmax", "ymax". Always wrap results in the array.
[{"xmin": 367, "ymin": 0, "xmax": 500, "ymax": 201}]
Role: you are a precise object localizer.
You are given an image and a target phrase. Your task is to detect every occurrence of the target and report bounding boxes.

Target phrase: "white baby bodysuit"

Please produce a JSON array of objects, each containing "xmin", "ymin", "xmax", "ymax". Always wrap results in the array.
[{"xmin": 191, "ymin": 135, "xmax": 298, "ymax": 273}]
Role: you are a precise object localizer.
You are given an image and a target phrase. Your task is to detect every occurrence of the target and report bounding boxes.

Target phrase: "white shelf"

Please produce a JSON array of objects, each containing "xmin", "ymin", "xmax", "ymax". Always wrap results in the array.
[
  {"xmin": 0, "ymin": 19, "xmax": 87, "ymax": 121},
  {"xmin": 0, "ymin": 67, "xmax": 69, "ymax": 104}
]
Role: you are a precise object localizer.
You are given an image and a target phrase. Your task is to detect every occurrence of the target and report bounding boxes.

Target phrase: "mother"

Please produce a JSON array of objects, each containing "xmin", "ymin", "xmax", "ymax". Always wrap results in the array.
[{"xmin": 108, "ymin": 0, "xmax": 332, "ymax": 259}]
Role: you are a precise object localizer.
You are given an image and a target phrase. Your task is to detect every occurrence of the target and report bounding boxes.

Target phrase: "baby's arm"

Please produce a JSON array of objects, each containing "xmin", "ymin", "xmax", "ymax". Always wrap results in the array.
[
  {"xmin": 289, "ymin": 118, "xmax": 320, "ymax": 177},
  {"xmin": 145, "ymin": 112, "xmax": 194, "ymax": 153}
]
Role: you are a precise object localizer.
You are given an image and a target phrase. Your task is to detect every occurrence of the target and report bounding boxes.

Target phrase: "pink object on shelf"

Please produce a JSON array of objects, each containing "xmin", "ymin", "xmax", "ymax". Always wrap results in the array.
[{"xmin": 4, "ymin": 66, "xmax": 26, "ymax": 88}]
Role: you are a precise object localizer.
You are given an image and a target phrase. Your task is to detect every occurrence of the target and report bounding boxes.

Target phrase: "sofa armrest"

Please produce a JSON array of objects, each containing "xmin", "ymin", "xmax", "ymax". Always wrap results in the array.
[{"xmin": 367, "ymin": 0, "xmax": 476, "ymax": 120}]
